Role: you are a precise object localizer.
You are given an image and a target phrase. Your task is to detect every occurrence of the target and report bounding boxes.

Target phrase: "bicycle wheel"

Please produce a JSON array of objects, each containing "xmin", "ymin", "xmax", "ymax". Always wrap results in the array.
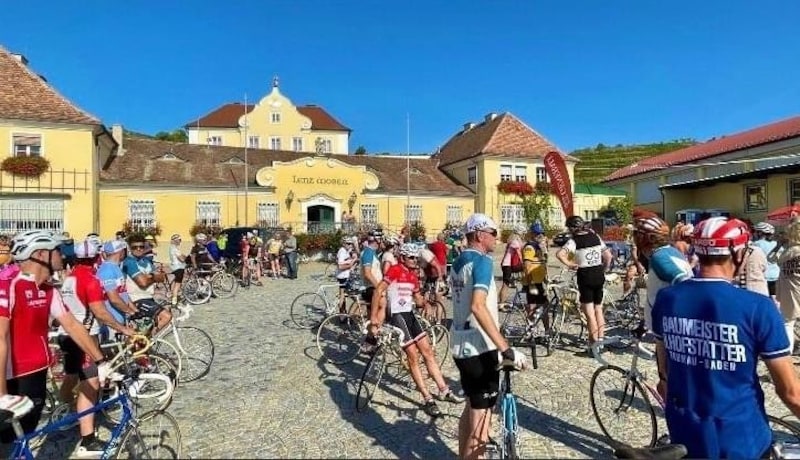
[
  {"xmin": 500, "ymin": 304, "xmax": 528, "ymax": 345},
  {"xmin": 211, "ymin": 272, "xmax": 238, "ymax": 299},
  {"xmin": 324, "ymin": 262, "xmax": 338, "ymax": 279},
  {"xmin": 290, "ymin": 292, "xmax": 329, "ymax": 329},
  {"xmin": 428, "ymin": 324, "xmax": 450, "ymax": 369},
  {"xmin": 316, "ymin": 313, "xmax": 363, "ymax": 364},
  {"xmin": 589, "ymin": 365, "xmax": 657, "ymax": 448},
  {"xmin": 424, "ymin": 300, "xmax": 447, "ymax": 326},
  {"xmin": 182, "ymin": 277, "xmax": 212, "ymax": 305},
  {"xmin": 169, "ymin": 326, "xmax": 215, "ymax": 383},
  {"xmin": 355, "ymin": 350, "xmax": 386, "ymax": 412},
  {"xmin": 768, "ymin": 415, "xmax": 800, "ymax": 444},
  {"xmin": 150, "ymin": 338, "xmax": 184, "ymax": 381},
  {"xmin": 103, "ymin": 355, "xmax": 177, "ymax": 423},
  {"xmin": 115, "ymin": 410, "xmax": 183, "ymax": 459},
  {"xmin": 499, "ymin": 393, "xmax": 519, "ymax": 460}
]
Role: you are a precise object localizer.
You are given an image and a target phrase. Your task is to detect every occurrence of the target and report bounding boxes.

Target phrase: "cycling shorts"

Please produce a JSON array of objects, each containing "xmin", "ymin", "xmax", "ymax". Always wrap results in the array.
[
  {"xmin": 389, "ymin": 311, "xmax": 426, "ymax": 348},
  {"xmin": 454, "ymin": 351, "xmax": 500, "ymax": 409},
  {"xmin": 57, "ymin": 335, "xmax": 99, "ymax": 381}
]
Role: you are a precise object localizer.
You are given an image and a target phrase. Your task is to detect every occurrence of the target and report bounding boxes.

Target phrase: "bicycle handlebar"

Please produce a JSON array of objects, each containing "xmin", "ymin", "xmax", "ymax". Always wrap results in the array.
[{"xmin": 363, "ymin": 321, "xmax": 406, "ymax": 345}]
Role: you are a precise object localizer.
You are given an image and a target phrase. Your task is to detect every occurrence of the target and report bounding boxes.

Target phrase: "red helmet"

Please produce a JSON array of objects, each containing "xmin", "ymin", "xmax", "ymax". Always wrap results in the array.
[{"xmin": 693, "ymin": 217, "xmax": 750, "ymax": 256}]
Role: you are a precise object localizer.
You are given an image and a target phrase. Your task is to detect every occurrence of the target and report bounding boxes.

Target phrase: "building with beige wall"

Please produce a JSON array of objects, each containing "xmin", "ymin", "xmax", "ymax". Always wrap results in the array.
[
  {"xmin": 573, "ymin": 184, "xmax": 627, "ymax": 221},
  {"xmin": 185, "ymin": 77, "xmax": 351, "ymax": 155}
]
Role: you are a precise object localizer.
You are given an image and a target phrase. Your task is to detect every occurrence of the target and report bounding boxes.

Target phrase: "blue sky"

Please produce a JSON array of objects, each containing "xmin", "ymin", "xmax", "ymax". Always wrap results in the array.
[{"xmin": 2, "ymin": 1, "xmax": 799, "ymax": 154}]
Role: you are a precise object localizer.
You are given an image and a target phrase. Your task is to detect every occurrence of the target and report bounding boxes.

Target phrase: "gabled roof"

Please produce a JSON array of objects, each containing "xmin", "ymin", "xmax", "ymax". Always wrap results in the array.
[
  {"xmin": 604, "ymin": 115, "xmax": 800, "ymax": 182},
  {"xmin": 434, "ymin": 112, "xmax": 574, "ymax": 167},
  {"xmin": 183, "ymin": 103, "xmax": 350, "ymax": 132},
  {"xmin": 0, "ymin": 46, "xmax": 100, "ymax": 125},
  {"xmin": 101, "ymin": 138, "xmax": 471, "ymax": 196}
]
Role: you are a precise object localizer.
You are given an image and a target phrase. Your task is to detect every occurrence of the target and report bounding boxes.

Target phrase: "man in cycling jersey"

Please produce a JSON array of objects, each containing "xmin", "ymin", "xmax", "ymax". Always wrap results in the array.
[
  {"xmin": 450, "ymin": 214, "xmax": 527, "ymax": 459},
  {"xmin": 360, "ymin": 230, "xmax": 384, "ymax": 314},
  {"xmin": 123, "ymin": 234, "xmax": 172, "ymax": 332},
  {"xmin": 368, "ymin": 243, "xmax": 462, "ymax": 417},
  {"xmin": 58, "ymin": 239, "xmax": 135, "ymax": 456},
  {"xmin": 652, "ymin": 217, "xmax": 800, "ymax": 458},
  {"xmin": 521, "ymin": 222, "xmax": 550, "ymax": 338},
  {"xmin": 753, "ymin": 222, "xmax": 780, "ymax": 303},
  {"xmin": 97, "ymin": 240, "xmax": 139, "ymax": 342},
  {"xmin": 0, "ymin": 231, "xmax": 110, "ymax": 441},
  {"xmin": 335, "ymin": 237, "xmax": 358, "ymax": 313},
  {"xmin": 168, "ymin": 234, "xmax": 187, "ymax": 306}
]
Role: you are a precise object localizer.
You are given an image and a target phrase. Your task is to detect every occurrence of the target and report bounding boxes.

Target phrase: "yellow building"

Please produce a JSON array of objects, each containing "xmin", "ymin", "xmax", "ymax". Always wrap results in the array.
[
  {"xmin": 603, "ymin": 116, "xmax": 800, "ymax": 224},
  {"xmin": 185, "ymin": 77, "xmax": 351, "ymax": 155},
  {"xmin": 0, "ymin": 47, "xmax": 116, "ymax": 237},
  {"xmin": 573, "ymin": 184, "xmax": 627, "ymax": 221}
]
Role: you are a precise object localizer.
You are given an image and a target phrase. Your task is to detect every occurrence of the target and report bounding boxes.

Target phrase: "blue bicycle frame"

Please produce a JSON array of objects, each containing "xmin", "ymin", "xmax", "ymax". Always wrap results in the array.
[
  {"xmin": 499, "ymin": 368, "xmax": 519, "ymax": 459},
  {"xmin": 10, "ymin": 386, "xmax": 136, "ymax": 460}
]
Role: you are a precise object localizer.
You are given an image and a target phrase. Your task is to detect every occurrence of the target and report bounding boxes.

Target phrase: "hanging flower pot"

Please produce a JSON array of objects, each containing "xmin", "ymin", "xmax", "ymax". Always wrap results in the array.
[
  {"xmin": 497, "ymin": 180, "xmax": 534, "ymax": 196},
  {"xmin": 1, "ymin": 156, "xmax": 50, "ymax": 178}
]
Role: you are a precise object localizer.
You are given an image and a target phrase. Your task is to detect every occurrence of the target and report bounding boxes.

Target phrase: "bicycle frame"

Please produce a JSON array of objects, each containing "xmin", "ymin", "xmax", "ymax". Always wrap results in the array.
[{"xmin": 498, "ymin": 368, "xmax": 519, "ymax": 459}]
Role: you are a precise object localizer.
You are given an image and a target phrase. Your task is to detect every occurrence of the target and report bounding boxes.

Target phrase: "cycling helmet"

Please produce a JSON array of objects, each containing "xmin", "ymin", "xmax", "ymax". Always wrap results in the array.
[
  {"xmin": 565, "ymin": 216, "xmax": 585, "ymax": 230},
  {"xmin": 530, "ymin": 222, "xmax": 544, "ymax": 235},
  {"xmin": 369, "ymin": 228, "xmax": 384, "ymax": 238},
  {"xmin": 195, "ymin": 233, "xmax": 207, "ymax": 242},
  {"xmin": 754, "ymin": 222, "xmax": 775, "ymax": 235},
  {"xmin": 693, "ymin": 217, "xmax": 750, "ymax": 256},
  {"xmin": 85, "ymin": 234, "xmax": 103, "ymax": 252},
  {"xmin": 399, "ymin": 243, "xmax": 420, "ymax": 258},
  {"xmin": 11, "ymin": 230, "xmax": 64, "ymax": 261},
  {"xmin": 384, "ymin": 234, "xmax": 400, "ymax": 247},
  {"xmin": 74, "ymin": 238, "xmax": 100, "ymax": 259},
  {"xmin": 170, "ymin": 233, "xmax": 181, "ymax": 241},
  {"xmin": 671, "ymin": 222, "xmax": 694, "ymax": 241}
]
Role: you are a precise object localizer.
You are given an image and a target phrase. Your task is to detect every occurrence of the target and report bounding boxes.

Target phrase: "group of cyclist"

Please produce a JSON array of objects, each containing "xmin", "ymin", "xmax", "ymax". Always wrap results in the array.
[{"xmin": 0, "ymin": 229, "xmax": 173, "ymax": 457}]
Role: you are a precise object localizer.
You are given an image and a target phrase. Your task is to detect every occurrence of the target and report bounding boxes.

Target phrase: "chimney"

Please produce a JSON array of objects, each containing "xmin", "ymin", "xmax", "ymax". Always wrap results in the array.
[
  {"xmin": 10, "ymin": 53, "xmax": 28, "ymax": 66},
  {"xmin": 111, "ymin": 124, "xmax": 124, "ymax": 154},
  {"xmin": 463, "ymin": 122, "xmax": 476, "ymax": 132},
  {"xmin": 484, "ymin": 112, "xmax": 498, "ymax": 123}
]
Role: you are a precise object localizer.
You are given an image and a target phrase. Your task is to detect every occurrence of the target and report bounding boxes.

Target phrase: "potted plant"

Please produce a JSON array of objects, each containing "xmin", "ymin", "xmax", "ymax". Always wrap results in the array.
[
  {"xmin": 497, "ymin": 180, "xmax": 534, "ymax": 197},
  {"xmin": 1, "ymin": 156, "xmax": 50, "ymax": 178}
]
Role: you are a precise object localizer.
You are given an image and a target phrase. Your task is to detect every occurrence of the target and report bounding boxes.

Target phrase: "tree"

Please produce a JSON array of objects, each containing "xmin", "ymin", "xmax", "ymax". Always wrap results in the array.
[
  {"xmin": 520, "ymin": 182, "xmax": 556, "ymax": 229},
  {"xmin": 601, "ymin": 196, "xmax": 634, "ymax": 224},
  {"xmin": 154, "ymin": 129, "xmax": 188, "ymax": 143},
  {"xmin": 354, "ymin": 146, "xmax": 367, "ymax": 155}
]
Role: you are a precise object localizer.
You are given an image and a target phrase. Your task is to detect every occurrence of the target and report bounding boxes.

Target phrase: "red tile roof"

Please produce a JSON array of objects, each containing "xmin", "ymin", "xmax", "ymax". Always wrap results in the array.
[
  {"xmin": 0, "ymin": 46, "xmax": 100, "ymax": 125},
  {"xmin": 184, "ymin": 103, "xmax": 350, "ymax": 131},
  {"xmin": 604, "ymin": 115, "xmax": 800, "ymax": 182},
  {"xmin": 434, "ymin": 113, "xmax": 574, "ymax": 167}
]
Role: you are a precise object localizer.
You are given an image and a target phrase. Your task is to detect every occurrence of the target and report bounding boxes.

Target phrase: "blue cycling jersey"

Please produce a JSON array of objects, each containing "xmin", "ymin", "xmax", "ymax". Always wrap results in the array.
[{"xmin": 644, "ymin": 245, "xmax": 693, "ymax": 330}]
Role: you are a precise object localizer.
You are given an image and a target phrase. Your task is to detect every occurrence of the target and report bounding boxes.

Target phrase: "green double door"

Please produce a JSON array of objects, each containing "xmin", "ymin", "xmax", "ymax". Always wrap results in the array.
[{"xmin": 308, "ymin": 205, "xmax": 335, "ymax": 233}]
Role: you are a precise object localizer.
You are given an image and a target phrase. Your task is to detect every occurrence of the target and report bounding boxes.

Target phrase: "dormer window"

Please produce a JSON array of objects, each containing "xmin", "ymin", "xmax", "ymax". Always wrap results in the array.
[{"xmin": 271, "ymin": 112, "xmax": 281, "ymax": 124}]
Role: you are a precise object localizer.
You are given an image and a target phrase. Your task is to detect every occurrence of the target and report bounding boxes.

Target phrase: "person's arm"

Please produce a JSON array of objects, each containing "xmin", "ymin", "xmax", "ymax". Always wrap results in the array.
[
  {"xmin": 556, "ymin": 240, "xmax": 578, "ymax": 269},
  {"xmin": 361, "ymin": 253, "xmax": 379, "ymax": 287},
  {"xmin": 0, "ymin": 318, "xmax": 8, "ymax": 395},
  {"xmin": 88, "ymin": 301, "xmax": 135, "ymax": 336},
  {"xmin": 757, "ymin": 297, "xmax": 800, "ymax": 417},
  {"xmin": 370, "ymin": 280, "xmax": 390, "ymax": 331},
  {"xmin": 105, "ymin": 289, "xmax": 137, "ymax": 315},
  {"xmin": 50, "ymin": 293, "xmax": 103, "ymax": 362},
  {"xmin": 602, "ymin": 247, "xmax": 613, "ymax": 271},
  {"xmin": 655, "ymin": 340, "xmax": 668, "ymax": 399}
]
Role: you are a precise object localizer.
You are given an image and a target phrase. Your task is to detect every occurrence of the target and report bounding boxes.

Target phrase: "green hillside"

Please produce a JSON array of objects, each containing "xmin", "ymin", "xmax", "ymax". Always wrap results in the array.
[{"xmin": 571, "ymin": 139, "xmax": 697, "ymax": 184}]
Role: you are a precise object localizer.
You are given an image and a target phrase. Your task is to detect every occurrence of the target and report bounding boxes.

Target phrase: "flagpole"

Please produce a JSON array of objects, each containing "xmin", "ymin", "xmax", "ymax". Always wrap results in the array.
[
  {"xmin": 244, "ymin": 93, "xmax": 249, "ymax": 225},
  {"xmin": 406, "ymin": 112, "xmax": 410, "ymax": 207}
]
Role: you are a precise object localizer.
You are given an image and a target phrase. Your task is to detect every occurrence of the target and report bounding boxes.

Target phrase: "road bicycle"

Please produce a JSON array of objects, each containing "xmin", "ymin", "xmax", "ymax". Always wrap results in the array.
[
  {"xmin": 291, "ymin": 278, "xmax": 365, "ymax": 329},
  {"xmin": 484, "ymin": 358, "xmax": 527, "ymax": 460}
]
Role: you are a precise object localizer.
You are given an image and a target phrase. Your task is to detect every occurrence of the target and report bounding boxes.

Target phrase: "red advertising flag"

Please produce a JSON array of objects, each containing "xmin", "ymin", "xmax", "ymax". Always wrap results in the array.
[{"xmin": 543, "ymin": 151, "xmax": 574, "ymax": 217}]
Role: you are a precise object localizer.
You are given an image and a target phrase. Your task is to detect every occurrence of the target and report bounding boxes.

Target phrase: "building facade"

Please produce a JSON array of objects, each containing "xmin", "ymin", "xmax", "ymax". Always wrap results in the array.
[
  {"xmin": 603, "ymin": 116, "xmax": 800, "ymax": 224},
  {"xmin": 185, "ymin": 78, "xmax": 351, "ymax": 155},
  {"xmin": 573, "ymin": 184, "xmax": 627, "ymax": 222}
]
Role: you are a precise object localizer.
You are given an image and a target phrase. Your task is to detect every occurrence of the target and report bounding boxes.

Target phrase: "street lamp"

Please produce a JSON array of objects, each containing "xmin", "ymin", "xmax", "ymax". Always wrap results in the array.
[{"xmin": 348, "ymin": 192, "xmax": 357, "ymax": 213}]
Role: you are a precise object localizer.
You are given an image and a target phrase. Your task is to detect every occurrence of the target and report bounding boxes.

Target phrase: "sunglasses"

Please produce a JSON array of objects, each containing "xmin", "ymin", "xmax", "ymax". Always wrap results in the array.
[
  {"xmin": 479, "ymin": 229, "xmax": 498, "ymax": 238},
  {"xmin": 405, "ymin": 256, "xmax": 418, "ymax": 260},
  {"xmin": 130, "ymin": 245, "xmax": 146, "ymax": 250}
]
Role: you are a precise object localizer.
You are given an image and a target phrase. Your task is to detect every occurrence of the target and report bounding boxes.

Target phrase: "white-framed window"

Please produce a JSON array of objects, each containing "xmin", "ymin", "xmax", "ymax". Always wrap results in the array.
[
  {"xmin": 322, "ymin": 139, "xmax": 332, "ymax": 153},
  {"xmin": 790, "ymin": 179, "xmax": 800, "ymax": 205},
  {"xmin": 270, "ymin": 137, "xmax": 281, "ymax": 150},
  {"xmin": 257, "ymin": 202, "xmax": 280, "ymax": 227},
  {"xmin": 128, "ymin": 199, "xmax": 156, "ymax": 230},
  {"xmin": 446, "ymin": 205, "xmax": 463, "ymax": 225},
  {"xmin": 360, "ymin": 204, "xmax": 378, "ymax": 224},
  {"xmin": 0, "ymin": 199, "xmax": 63, "ymax": 234},
  {"xmin": 744, "ymin": 182, "xmax": 767, "ymax": 213},
  {"xmin": 207, "ymin": 135, "xmax": 222, "ymax": 146},
  {"xmin": 536, "ymin": 167, "xmax": 547, "ymax": 183},
  {"xmin": 499, "ymin": 204, "xmax": 525, "ymax": 228},
  {"xmin": 196, "ymin": 200, "xmax": 221, "ymax": 226},
  {"xmin": 248, "ymin": 136, "xmax": 260, "ymax": 149},
  {"xmin": 292, "ymin": 137, "xmax": 303, "ymax": 152},
  {"xmin": 549, "ymin": 206, "xmax": 564, "ymax": 227},
  {"xmin": 467, "ymin": 166, "xmax": 477, "ymax": 185},
  {"xmin": 514, "ymin": 166, "xmax": 527, "ymax": 182},
  {"xmin": 500, "ymin": 164, "xmax": 513, "ymax": 182},
  {"xmin": 405, "ymin": 204, "xmax": 423, "ymax": 224},
  {"xmin": 271, "ymin": 112, "xmax": 281, "ymax": 124},
  {"xmin": 12, "ymin": 134, "xmax": 42, "ymax": 157}
]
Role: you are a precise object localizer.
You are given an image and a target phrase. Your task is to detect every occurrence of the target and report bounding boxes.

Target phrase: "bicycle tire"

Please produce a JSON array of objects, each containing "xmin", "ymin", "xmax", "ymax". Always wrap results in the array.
[
  {"xmin": 425, "ymin": 300, "xmax": 447, "ymax": 326},
  {"xmin": 768, "ymin": 415, "xmax": 800, "ymax": 444},
  {"xmin": 182, "ymin": 277, "xmax": 212, "ymax": 305},
  {"xmin": 324, "ymin": 262, "xmax": 338, "ymax": 279},
  {"xmin": 211, "ymin": 271, "xmax": 238, "ymax": 299},
  {"xmin": 103, "ymin": 354, "xmax": 177, "ymax": 423},
  {"xmin": 428, "ymin": 324, "xmax": 450, "ymax": 369},
  {"xmin": 316, "ymin": 313, "xmax": 363, "ymax": 364},
  {"xmin": 590, "ymin": 364, "xmax": 657, "ymax": 448},
  {"xmin": 114, "ymin": 410, "xmax": 183, "ymax": 459},
  {"xmin": 290, "ymin": 292, "xmax": 329, "ymax": 329},
  {"xmin": 149, "ymin": 338, "xmax": 184, "ymax": 381},
  {"xmin": 169, "ymin": 326, "xmax": 215, "ymax": 383},
  {"xmin": 355, "ymin": 350, "xmax": 386, "ymax": 412}
]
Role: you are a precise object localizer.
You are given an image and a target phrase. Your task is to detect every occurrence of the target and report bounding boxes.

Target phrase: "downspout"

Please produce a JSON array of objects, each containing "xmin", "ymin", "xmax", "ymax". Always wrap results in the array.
[{"xmin": 659, "ymin": 186, "xmax": 667, "ymax": 223}]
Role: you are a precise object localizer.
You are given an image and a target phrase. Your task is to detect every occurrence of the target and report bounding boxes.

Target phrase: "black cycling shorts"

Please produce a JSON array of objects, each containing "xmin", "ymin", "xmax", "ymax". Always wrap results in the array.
[
  {"xmin": 134, "ymin": 298, "xmax": 164, "ymax": 321},
  {"xmin": 57, "ymin": 335, "xmax": 99, "ymax": 381},
  {"xmin": 454, "ymin": 351, "xmax": 500, "ymax": 410},
  {"xmin": 172, "ymin": 268, "xmax": 185, "ymax": 283},
  {"xmin": 578, "ymin": 283, "xmax": 604, "ymax": 305},
  {"xmin": 361, "ymin": 287, "xmax": 375, "ymax": 305},
  {"xmin": 525, "ymin": 283, "xmax": 547, "ymax": 305},
  {"xmin": 768, "ymin": 281, "xmax": 777, "ymax": 296},
  {"xmin": 501, "ymin": 266, "xmax": 514, "ymax": 286},
  {"xmin": 389, "ymin": 311, "xmax": 426, "ymax": 348}
]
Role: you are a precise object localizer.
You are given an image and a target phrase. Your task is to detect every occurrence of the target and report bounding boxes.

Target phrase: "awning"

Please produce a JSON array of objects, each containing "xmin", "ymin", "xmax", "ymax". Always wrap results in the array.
[{"xmin": 660, "ymin": 163, "xmax": 800, "ymax": 190}]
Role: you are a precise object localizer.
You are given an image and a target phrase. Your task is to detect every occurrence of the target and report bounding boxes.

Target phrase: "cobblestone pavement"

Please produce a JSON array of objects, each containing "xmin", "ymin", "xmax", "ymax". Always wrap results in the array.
[{"xmin": 35, "ymin": 250, "xmax": 796, "ymax": 459}]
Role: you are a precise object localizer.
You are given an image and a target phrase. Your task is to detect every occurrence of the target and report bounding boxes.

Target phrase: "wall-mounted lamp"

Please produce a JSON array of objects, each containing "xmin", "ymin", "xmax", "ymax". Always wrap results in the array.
[
  {"xmin": 286, "ymin": 190, "xmax": 295, "ymax": 209},
  {"xmin": 348, "ymin": 192, "xmax": 357, "ymax": 212}
]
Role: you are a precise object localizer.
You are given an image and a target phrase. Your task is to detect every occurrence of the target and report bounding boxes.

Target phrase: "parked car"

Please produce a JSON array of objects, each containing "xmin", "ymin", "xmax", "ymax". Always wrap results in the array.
[{"xmin": 218, "ymin": 226, "xmax": 284, "ymax": 259}]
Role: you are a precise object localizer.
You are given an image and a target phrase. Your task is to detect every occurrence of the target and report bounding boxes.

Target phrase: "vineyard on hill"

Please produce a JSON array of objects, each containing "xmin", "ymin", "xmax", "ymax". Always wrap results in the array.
[{"xmin": 571, "ymin": 139, "xmax": 697, "ymax": 184}]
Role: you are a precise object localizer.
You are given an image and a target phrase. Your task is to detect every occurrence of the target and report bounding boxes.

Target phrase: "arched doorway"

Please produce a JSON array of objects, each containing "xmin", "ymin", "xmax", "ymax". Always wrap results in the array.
[{"xmin": 307, "ymin": 204, "xmax": 335, "ymax": 233}]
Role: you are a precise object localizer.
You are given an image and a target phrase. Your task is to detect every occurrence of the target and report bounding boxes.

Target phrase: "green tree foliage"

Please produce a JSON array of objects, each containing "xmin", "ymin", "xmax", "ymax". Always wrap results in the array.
[
  {"xmin": 571, "ymin": 139, "xmax": 696, "ymax": 184},
  {"xmin": 154, "ymin": 129, "xmax": 188, "ymax": 143},
  {"xmin": 354, "ymin": 146, "xmax": 367, "ymax": 155},
  {"xmin": 601, "ymin": 196, "xmax": 634, "ymax": 224},
  {"xmin": 520, "ymin": 182, "xmax": 555, "ymax": 229}
]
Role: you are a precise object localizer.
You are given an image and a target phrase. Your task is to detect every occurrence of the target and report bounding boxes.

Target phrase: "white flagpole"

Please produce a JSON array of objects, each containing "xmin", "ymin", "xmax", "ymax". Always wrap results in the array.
[
  {"xmin": 244, "ymin": 93, "xmax": 249, "ymax": 225},
  {"xmin": 406, "ymin": 112, "xmax": 410, "ymax": 207}
]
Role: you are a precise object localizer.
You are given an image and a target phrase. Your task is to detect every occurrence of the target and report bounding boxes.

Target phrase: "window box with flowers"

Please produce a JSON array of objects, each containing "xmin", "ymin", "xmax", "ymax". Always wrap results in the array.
[
  {"xmin": 1, "ymin": 156, "xmax": 50, "ymax": 178},
  {"xmin": 497, "ymin": 180, "xmax": 534, "ymax": 197}
]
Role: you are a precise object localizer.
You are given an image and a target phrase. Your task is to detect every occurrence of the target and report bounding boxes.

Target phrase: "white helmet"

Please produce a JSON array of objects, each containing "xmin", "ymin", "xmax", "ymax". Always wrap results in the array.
[
  {"xmin": 754, "ymin": 222, "xmax": 775, "ymax": 235},
  {"xmin": 195, "ymin": 233, "xmax": 208, "ymax": 242},
  {"xmin": 384, "ymin": 234, "xmax": 401, "ymax": 247},
  {"xmin": 86, "ymin": 234, "xmax": 103, "ymax": 252},
  {"xmin": 399, "ymin": 243, "xmax": 420, "ymax": 258},
  {"xmin": 11, "ymin": 230, "xmax": 64, "ymax": 261}
]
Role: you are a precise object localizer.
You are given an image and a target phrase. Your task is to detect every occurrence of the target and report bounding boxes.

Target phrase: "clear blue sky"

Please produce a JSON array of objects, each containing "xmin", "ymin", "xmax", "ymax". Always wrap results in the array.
[{"xmin": 2, "ymin": 1, "xmax": 799, "ymax": 154}]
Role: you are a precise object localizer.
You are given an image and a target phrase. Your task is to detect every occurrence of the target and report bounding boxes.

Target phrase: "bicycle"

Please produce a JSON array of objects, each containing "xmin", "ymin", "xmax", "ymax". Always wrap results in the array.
[
  {"xmin": 291, "ymin": 279, "xmax": 363, "ymax": 329},
  {"xmin": 484, "ymin": 358, "xmax": 527, "ymax": 460},
  {"xmin": 4, "ymin": 367, "xmax": 182, "ymax": 459}
]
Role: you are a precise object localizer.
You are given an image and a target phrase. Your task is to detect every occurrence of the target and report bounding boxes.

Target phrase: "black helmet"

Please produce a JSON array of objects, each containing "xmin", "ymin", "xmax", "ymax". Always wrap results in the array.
[
  {"xmin": 565, "ymin": 216, "xmax": 585, "ymax": 229},
  {"xmin": 369, "ymin": 228, "xmax": 383, "ymax": 238}
]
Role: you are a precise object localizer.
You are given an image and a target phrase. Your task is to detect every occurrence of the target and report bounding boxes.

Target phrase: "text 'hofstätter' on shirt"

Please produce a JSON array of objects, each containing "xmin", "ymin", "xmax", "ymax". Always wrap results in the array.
[{"xmin": 662, "ymin": 316, "xmax": 746, "ymax": 371}]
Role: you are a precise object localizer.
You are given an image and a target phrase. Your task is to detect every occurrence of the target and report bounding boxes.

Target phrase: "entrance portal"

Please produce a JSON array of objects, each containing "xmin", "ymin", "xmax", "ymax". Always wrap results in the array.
[{"xmin": 307, "ymin": 205, "xmax": 335, "ymax": 233}]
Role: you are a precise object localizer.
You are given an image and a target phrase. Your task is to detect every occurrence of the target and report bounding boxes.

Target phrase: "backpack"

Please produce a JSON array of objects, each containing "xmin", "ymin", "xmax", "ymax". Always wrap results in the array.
[{"xmin": 508, "ymin": 245, "xmax": 523, "ymax": 272}]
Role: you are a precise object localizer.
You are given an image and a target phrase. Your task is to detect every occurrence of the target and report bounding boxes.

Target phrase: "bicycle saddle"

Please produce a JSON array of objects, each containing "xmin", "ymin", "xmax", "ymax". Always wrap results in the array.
[
  {"xmin": 613, "ymin": 444, "xmax": 687, "ymax": 460},
  {"xmin": 0, "ymin": 395, "xmax": 34, "ymax": 425}
]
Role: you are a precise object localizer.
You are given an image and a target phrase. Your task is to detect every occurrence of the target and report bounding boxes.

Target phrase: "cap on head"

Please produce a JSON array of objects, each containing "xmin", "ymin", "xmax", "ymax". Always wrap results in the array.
[
  {"xmin": 463, "ymin": 213, "xmax": 498, "ymax": 234},
  {"xmin": 102, "ymin": 240, "xmax": 127, "ymax": 255}
]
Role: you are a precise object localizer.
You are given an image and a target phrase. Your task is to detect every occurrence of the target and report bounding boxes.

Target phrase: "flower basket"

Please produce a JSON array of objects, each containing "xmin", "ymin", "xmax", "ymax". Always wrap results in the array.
[
  {"xmin": 497, "ymin": 180, "xmax": 534, "ymax": 196},
  {"xmin": 189, "ymin": 222, "xmax": 222, "ymax": 237},
  {"xmin": 121, "ymin": 220, "xmax": 162, "ymax": 242},
  {"xmin": 1, "ymin": 156, "xmax": 49, "ymax": 178}
]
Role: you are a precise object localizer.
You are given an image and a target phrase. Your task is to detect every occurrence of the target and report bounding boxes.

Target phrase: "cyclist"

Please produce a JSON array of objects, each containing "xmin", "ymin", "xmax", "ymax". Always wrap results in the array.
[
  {"xmin": 521, "ymin": 222, "xmax": 550, "ymax": 339},
  {"xmin": 0, "ymin": 230, "xmax": 109, "ymax": 441},
  {"xmin": 556, "ymin": 216, "xmax": 612, "ymax": 354},
  {"xmin": 123, "ymin": 234, "xmax": 172, "ymax": 333},
  {"xmin": 266, "ymin": 233, "xmax": 282, "ymax": 280},
  {"xmin": 753, "ymin": 221, "xmax": 780, "ymax": 303},
  {"xmin": 633, "ymin": 215, "xmax": 694, "ymax": 332},
  {"xmin": 335, "ymin": 236, "xmax": 358, "ymax": 314},
  {"xmin": 360, "ymin": 230, "xmax": 384, "ymax": 315},
  {"xmin": 97, "ymin": 240, "xmax": 138, "ymax": 342},
  {"xmin": 381, "ymin": 234, "xmax": 400, "ymax": 274},
  {"xmin": 168, "ymin": 234, "xmax": 187, "ymax": 306},
  {"xmin": 450, "ymin": 214, "xmax": 527, "ymax": 459},
  {"xmin": 368, "ymin": 242, "xmax": 462, "ymax": 417},
  {"xmin": 58, "ymin": 239, "xmax": 134, "ymax": 456},
  {"xmin": 652, "ymin": 216, "xmax": 800, "ymax": 459}
]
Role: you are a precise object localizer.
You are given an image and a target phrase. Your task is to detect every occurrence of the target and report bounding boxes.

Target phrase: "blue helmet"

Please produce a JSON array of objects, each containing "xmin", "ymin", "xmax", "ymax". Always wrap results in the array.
[{"xmin": 530, "ymin": 222, "xmax": 544, "ymax": 235}]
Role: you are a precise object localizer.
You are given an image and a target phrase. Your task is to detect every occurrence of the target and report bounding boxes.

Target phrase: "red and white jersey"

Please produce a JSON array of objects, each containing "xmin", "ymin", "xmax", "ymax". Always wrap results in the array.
[
  {"xmin": 0, "ymin": 273, "xmax": 69, "ymax": 378},
  {"xmin": 384, "ymin": 264, "xmax": 419, "ymax": 314},
  {"xmin": 58, "ymin": 265, "xmax": 104, "ymax": 336}
]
